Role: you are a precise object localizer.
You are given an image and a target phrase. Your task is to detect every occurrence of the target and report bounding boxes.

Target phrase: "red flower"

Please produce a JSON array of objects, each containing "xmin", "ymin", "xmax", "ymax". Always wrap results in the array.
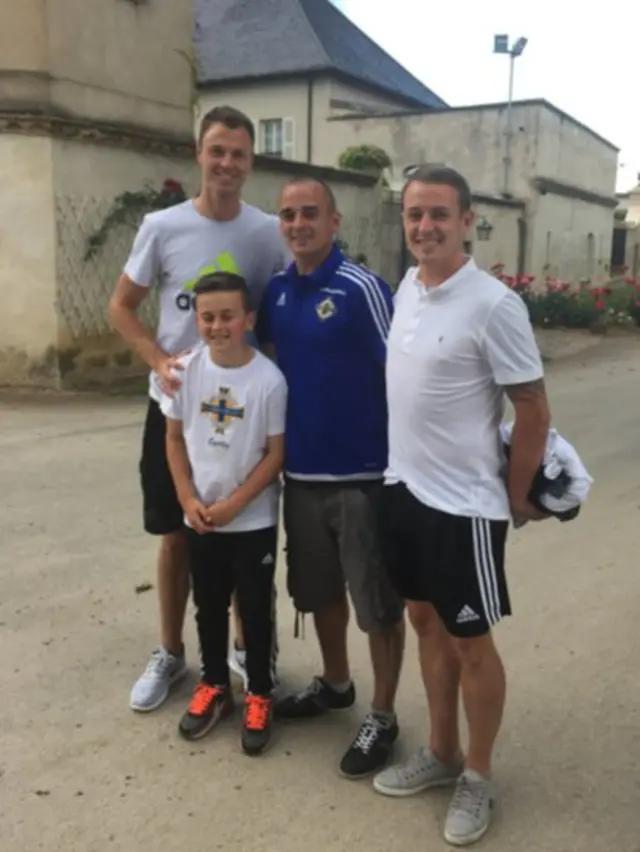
[
  {"xmin": 516, "ymin": 273, "xmax": 534, "ymax": 288},
  {"xmin": 594, "ymin": 299, "xmax": 605, "ymax": 311},
  {"xmin": 498, "ymin": 273, "xmax": 515, "ymax": 287},
  {"xmin": 163, "ymin": 178, "xmax": 183, "ymax": 192},
  {"xmin": 624, "ymin": 276, "xmax": 636, "ymax": 286}
]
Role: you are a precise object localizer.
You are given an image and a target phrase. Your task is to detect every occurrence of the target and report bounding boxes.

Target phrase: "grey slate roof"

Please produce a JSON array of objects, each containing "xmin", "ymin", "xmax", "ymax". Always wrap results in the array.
[{"xmin": 194, "ymin": 0, "xmax": 447, "ymax": 109}]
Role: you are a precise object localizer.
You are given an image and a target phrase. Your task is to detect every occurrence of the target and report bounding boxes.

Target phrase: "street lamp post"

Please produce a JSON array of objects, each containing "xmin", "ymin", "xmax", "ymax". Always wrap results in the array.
[{"xmin": 493, "ymin": 34, "xmax": 527, "ymax": 198}]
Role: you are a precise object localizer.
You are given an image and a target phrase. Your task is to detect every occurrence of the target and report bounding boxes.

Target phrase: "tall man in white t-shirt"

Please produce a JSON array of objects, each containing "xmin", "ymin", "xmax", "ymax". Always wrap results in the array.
[
  {"xmin": 372, "ymin": 166, "xmax": 550, "ymax": 846},
  {"xmin": 108, "ymin": 106, "xmax": 289, "ymax": 712}
]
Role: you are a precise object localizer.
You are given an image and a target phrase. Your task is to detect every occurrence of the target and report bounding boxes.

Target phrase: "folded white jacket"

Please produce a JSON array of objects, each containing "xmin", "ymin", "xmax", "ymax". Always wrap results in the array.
[{"xmin": 500, "ymin": 421, "xmax": 593, "ymax": 520}]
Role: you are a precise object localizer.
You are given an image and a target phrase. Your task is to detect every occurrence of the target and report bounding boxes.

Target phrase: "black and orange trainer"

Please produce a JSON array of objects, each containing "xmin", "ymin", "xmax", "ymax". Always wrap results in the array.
[
  {"xmin": 178, "ymin": 683, "xmax": 233, "ymax": 741},
  {"xmin": 242, "ymin": 693, "xmax": 273, "ymax": 756}
]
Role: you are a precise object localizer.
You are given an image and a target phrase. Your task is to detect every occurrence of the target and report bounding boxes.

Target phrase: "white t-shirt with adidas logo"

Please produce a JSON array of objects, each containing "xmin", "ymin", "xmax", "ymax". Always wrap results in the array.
[
  {"xmin": 160, "ymin": 345, "xmax": 287, "ymax": 534},
  {"xmin": 124, "ymin": 200, "xmax": 289, "ymax": 401}
]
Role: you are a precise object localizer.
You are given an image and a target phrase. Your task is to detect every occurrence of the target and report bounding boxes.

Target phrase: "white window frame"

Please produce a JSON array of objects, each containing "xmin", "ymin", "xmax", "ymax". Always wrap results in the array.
[
  {"xmin": 259, "ymin": 119, "xmax": 283, "ymax": 157},
  {"xmin": 258, "ymin": 117, "xmax": 295, "ymax": 160}
]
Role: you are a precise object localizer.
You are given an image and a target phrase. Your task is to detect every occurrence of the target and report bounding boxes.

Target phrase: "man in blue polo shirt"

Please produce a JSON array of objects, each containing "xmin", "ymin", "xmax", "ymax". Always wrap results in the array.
[{"xmin": 256, "ymin": 177, "xmax": 405, "ymax": 779}]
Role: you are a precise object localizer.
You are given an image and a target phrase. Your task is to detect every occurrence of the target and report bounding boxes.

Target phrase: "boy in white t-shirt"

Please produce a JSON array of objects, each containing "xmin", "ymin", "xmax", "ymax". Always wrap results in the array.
[{"xmin": 161, "ymin": 271, "xmax": 287, "ymax": 756}]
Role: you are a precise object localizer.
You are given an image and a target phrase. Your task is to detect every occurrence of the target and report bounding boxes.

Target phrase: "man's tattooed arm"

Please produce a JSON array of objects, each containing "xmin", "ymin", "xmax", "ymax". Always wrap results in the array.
[{"xmin": 504, "ymin": 378, "xmax": 551, "ymax": 519}]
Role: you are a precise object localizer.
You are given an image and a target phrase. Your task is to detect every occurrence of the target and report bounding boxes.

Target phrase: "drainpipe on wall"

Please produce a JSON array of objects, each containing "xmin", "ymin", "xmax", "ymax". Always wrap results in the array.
[
  {"xmin": 306, "ymin": 77, "xmax": 314, "ymax": 163},
  {"xmin": 517, "ymin": 215, "xmax": 527, "ymax": 274}
]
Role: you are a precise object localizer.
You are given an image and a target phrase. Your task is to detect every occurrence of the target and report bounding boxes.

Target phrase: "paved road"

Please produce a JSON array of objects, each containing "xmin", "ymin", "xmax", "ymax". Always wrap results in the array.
[{"xmin": 1, "ymin": 336, "xmax": 639, "ymax": 852}]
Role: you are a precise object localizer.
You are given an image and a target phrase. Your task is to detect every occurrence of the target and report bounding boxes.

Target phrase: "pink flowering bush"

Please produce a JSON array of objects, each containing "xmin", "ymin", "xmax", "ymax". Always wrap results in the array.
[{"xmin": 490, "ymin": 264, "xmax": 640, "ymax": 329}]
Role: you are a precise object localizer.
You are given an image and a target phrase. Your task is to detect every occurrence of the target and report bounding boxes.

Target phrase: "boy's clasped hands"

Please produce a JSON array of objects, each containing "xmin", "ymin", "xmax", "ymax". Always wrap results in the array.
[{"xmin": 184, "ymin": 496, "xmax": 240, "ymax": 533}]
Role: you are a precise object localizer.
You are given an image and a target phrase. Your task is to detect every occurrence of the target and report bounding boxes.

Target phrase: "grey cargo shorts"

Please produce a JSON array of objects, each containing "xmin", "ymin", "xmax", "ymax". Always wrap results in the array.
[{"xmin": 282, "ymin": 477, "xmax": 404, "ymax": 633}]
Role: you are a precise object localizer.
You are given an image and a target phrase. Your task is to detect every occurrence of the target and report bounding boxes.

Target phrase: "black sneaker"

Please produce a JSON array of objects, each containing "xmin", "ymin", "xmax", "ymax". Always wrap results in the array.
[
  {"xmin": 242, "ymin": 693, "xmax": 274, "ymax": 756},
  {"xmin": 178, "ymin": 683, "xmax": 234, "ymax": 741},
  {"xmin": 339, "ymin": 713, "xmax": 399, "ymax": 779},
  {"xmin": 274, "ymin": 676, "xmax": 356, "ymax": 719}
]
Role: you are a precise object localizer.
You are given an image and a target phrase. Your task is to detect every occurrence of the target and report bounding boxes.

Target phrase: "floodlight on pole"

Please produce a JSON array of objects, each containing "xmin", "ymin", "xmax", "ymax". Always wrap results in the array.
[
  {"xmin": 511, "ymin": 37, "xmax": 528, "ymax": 57},
  {"xmin": 493, "ymin": 34, "xmax": 528, "ymax": 197},
  {"xmin": 493, "ymin": 35, "xmax": 509, "ymax": 55}
]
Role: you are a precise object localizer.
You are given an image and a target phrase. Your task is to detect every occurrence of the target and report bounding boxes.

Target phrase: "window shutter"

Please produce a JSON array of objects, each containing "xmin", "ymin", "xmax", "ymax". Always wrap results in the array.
[
  {"xmin": 282, "ymin": 117, "xmax": 295, "ymax": 160},
  {"xmin": 252, "ymin": 118, "xmax": 263, "ymax": 153}
]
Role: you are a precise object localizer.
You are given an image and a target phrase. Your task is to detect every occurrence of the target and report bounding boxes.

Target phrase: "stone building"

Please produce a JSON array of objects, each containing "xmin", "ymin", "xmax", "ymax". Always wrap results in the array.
[
  {"xmin": 0, "ymin": 0, "xmax": 389, "ymax": 388},
  {"xmin": 0, "ymin": 0, "xmax": 195, "ymax": 386},
  {"xmin": 196, "ymin": 0, "xmax": 619, "ymax": 283},
  {"xmin": 613, "ymin": 177, "xmax": 640, "ymax": 278}
]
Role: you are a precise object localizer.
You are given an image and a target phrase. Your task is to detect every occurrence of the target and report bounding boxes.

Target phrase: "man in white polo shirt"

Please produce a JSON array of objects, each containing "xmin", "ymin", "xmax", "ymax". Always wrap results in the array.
[{"xmin": 372, "ymin": 166, "xmax": 550, "ymax": 847}]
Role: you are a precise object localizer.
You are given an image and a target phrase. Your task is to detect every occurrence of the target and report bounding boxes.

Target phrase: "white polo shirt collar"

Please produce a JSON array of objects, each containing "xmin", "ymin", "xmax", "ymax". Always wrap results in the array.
[
  {"xmin": 398, "ymin": 257, "xmax": 476, "ymax": 352},
  {"xmin": 411, "ymin": 256, "xmax": 477, "ymax": 301}
]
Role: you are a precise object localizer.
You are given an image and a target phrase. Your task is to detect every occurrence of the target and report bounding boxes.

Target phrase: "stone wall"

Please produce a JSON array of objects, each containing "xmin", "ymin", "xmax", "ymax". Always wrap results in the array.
[
  {"xmin": 0, "ymin": 124, "xmax": 395, "ymax": 390},
  {"xmin": 0, "ymin": 134, "xmax": 58, "ymax": 386},
  {"xmin": 0, "ymin": 0, "xmax": 194, "ymax": 135}
]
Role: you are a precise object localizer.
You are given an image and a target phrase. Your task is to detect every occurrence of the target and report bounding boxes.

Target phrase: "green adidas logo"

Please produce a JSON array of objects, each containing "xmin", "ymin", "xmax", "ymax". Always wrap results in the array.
[
  {"xmin": 182, "ymin": 253, "xmax": 240, "ymax": 291},
  {"xmin": 175, "ymin": 253, "xmax": 241, "ymax": 311}
]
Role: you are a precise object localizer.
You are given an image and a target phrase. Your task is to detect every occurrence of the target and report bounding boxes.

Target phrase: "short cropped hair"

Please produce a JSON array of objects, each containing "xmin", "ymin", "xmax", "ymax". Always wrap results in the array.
[
  {"xmin": 281, "ymin": 176, "xmax": 337, "ymax": 213},
  {"xmin": 198, "ymin": 105, "xmax": 255, "ymax": 146},
  {"xmin": 193, "ymin": 271, "xmax": 251, "ymax": 312},
  {"xmin": 401, "ymin": 165, "xmax": 472, "ymax": 213}
]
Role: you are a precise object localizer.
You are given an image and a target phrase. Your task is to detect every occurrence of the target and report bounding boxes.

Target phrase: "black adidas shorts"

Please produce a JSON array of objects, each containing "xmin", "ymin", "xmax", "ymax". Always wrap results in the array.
[
  {"xmin": 139, "ymin": 398, "xmax": 184, "ymax": 536},
  {"xmin": 379, "ymin": 482, "xmax": 511, "ymax": 638}
]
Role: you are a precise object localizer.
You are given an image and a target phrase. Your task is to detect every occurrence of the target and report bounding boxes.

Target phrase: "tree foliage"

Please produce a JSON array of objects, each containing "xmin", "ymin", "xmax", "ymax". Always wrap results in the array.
[{"xmin": 338, "ymin": 144, "xmax": 392, "ymax": 174}]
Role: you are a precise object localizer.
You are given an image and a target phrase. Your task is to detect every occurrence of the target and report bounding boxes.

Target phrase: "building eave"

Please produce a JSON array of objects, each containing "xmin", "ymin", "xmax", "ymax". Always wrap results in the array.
[{"xmin": 197, "ymin": 68, "xmax": 441, "ymax": 111}]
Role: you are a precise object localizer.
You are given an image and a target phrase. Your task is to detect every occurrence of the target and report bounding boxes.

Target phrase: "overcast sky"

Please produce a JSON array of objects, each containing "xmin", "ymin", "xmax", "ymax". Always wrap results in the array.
[{"xmin": 335, "ymin": 0, "xmax": 639, "ymax": 193}]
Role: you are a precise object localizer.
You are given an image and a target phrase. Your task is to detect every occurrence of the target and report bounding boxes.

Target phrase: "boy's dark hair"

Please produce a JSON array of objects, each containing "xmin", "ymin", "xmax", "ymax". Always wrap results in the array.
[
  {"xmin": 198, "ymin": 105, "xmax": 255, "ymax": 146},
  {"xmin": 193, "ymin": 271, "xmax": 252, "ymax": 312},
  {"xmin": 281, "ymin": 176, "xmax": 337, "ymax": 213},
  {"xmin": 401, "ymin": 165, "xmax": 472, "ymax": 213}
]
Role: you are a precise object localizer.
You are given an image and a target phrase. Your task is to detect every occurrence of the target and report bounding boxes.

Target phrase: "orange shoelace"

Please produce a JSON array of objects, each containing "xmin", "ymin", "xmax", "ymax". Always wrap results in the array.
[
  {"xmin": 188, "ymin": 683, "xmax": 222, "ymax": 716},
  {"xmin": 244, "ymin": 695, "xmax": 271, "ymax": 731}
]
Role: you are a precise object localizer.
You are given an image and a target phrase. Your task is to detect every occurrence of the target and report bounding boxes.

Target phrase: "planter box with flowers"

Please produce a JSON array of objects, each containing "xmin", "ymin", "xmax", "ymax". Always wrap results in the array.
[{"xmin": 489, "ymin": 263, "xmax": 640, "ymax": 332}]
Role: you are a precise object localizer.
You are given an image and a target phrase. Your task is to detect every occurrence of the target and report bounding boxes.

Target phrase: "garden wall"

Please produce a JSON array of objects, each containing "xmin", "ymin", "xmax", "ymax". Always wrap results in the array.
[{"xmin": 0, "ymin": 134, "xmax": 395, "ymax": 390}]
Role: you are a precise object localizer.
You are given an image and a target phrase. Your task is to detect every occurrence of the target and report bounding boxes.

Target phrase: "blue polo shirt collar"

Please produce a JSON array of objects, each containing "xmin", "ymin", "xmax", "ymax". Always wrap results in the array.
[{"xmin": 286, "ymin": 243, "xmax": 344, "ymax": 288}]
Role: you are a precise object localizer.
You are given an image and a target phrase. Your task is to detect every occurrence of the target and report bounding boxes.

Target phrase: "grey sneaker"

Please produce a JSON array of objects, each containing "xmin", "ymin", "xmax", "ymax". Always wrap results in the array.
[
  {"xmin": 373, "ymin": 746, "xmax": 463, "ymax": 797},
  {"xmin": 129, "ymin": 647, "xmax": 187, "ymax": 712},
  {"xmin": 444, "ymin": 769, "xmax": 495, "ymax": 846}
]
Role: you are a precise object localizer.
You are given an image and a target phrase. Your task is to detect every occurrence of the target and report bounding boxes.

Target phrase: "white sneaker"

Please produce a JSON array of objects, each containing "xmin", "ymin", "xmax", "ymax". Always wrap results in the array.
[
  {"xmin": 373, "ymin": 746, "xmax": 463, "ymax": 797},
  {"xmin": 444, "ymin": 769, "xmax": 495, "ymax": 846},
  {"xmin": 227, "ymin": 643, "xmax": 280, "ymax": 693},
  {"xmin": 129, "ymin": 647, "xmax": 187, "ymax": 712},
  {"xmin": 228, "ymin": 644, "xmax": 249, "ymax": 692}
]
